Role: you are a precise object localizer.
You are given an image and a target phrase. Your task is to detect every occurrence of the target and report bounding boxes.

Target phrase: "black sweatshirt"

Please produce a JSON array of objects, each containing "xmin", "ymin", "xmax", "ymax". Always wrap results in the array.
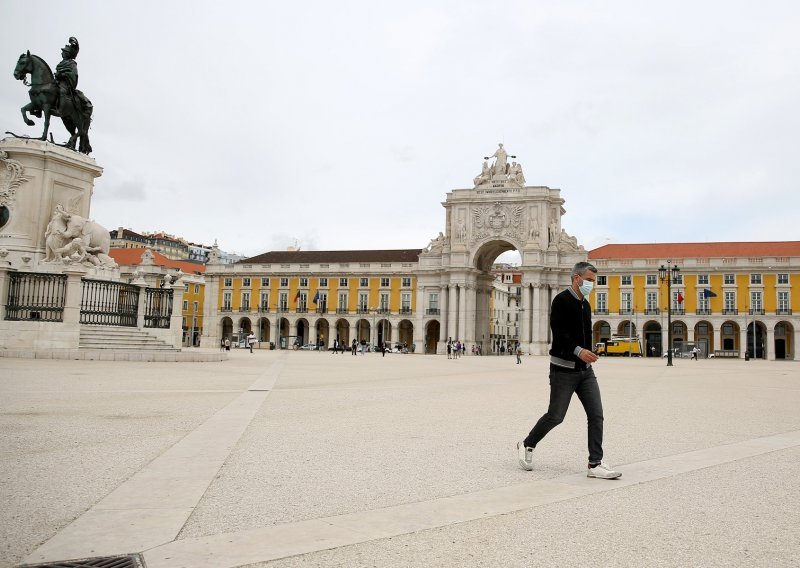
[{"xmin": 549, "ymin": 287, "xmax": 593, "ymax": 371}]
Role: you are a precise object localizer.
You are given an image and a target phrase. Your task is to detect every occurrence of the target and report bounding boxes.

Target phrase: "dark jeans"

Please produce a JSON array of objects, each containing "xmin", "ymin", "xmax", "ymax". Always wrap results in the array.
[{"xmin": 523, "ymin": 365, "xmax": 604, "ymax": 463}]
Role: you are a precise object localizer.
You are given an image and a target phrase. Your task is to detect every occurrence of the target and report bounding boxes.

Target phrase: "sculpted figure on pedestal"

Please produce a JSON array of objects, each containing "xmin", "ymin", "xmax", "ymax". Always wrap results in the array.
[
  {"xmin": 44, "ymin": 204, "xmax": 115, "ymax": 266},
  {"xmin": 558, "ymin": 229, "xmax": 584, "ymax": 252}
]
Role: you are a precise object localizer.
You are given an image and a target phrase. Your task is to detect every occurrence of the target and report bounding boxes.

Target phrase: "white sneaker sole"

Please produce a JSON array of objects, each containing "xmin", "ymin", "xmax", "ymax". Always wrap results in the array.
[
  {"xmin": 587, "ymin": 470, "xmax": 622, "ymax": 479},
  {"xmin": 517, "ymin": 441, "xmax": 534, "ymax": 471}
]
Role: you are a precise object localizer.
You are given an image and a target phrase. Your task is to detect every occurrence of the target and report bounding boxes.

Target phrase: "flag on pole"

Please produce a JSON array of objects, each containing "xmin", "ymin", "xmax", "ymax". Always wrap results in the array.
[
  {"xmin": 702, "ymin": 289, "xmax": 717, "ymax": 298},
  {"xmin": 313, "ymin": 291, "xmax": 320, "ymax": 304},
  {"xmin": 677, "ymin": 292, "xmax": 684, "ymax": 304},
  {"xmin": 294, "ymin": 290, "xmax": 300, "ymax": 303}
]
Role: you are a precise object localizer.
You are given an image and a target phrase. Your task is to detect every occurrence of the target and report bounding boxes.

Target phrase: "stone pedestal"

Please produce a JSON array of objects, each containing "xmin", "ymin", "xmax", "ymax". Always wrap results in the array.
[{"xmin": 0, "ymin": 137, "xmax": 103, "ymax": 269}]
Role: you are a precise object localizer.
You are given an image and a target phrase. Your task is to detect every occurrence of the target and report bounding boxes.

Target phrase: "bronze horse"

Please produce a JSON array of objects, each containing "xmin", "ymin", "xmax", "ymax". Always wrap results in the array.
[{"xmin": 13, "ymin": 51, "xmax": 92, "ymax": 154}]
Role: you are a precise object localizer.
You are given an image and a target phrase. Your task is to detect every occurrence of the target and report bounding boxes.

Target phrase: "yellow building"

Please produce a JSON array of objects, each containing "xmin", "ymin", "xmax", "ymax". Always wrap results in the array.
[
  {"xmin": 588, "ymin": 242, "xmax": 800, "ymax": 360},
  {"xmin": 203, "ymin": 249, "xmax": 422, "ymax": 350}
]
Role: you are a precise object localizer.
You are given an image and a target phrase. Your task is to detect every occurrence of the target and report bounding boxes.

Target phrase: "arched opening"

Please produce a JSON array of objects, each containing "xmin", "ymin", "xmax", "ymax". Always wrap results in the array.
[
  {"xmin": 278, "ymin": 317, "xmax": 290, "ymax": 349},
  {"xmin": 220, "ymin": 317, "xmax": 233, "ymax": 341},
  {"xmin": 617, "ymin": 320, "xmax": 636, "ymax": 337},
  {"xmin": 472, "ymin": 239, "xmax": 523, "ymax": 357},
  {"xmin": 335, "ymin": 319, "xmax": 350, "ymax": 345},
  {"xmin": 694, "ymin": 320, "xmax": 713, "ymax": 358},
  {"xmin": 376, "ymin": 319, "xmax": 391, "ymax": 348},
  {"xmin": 355, "ymin": 319, "xmax": 371, "ymax": 343},
  {"xmin": 643, "ymin": 320, "xmax": 661, "ymax": 357},
  {"xmin": 720, "ymin": 321, "xmax": 739, "ymax": 353},
  {"xmin": 296, "ymin": 318, "xmax": 309, "ymax": 347},
  {"xmin": 258, "ymin": 317, "xmax": 270, "ymax": 344},
  {"xmin": 398, "ymin": 319, "xmax": 414, "ymax": 348},
  {"xmin": 238, "ymin": 317, "xmax": 252, "ymax": 335},
  {"xmin": 746, "ymin": 321, "xmax": 767, "ymax": 359},
  {"xmin": 774, "ymin": 321, "xmax": 794, "ymax": 360},
  {"xmin": 315, "ymin": 318, "xmax": 330, "ymax": 349},
  {"xmin": 425, "ymin": 320, "xmax": 440, "ymax": 353},
  {"xmin": 593, "ymin": 321, "xmax": 611, "ymax": 347},
  {"xmin": 671, "ymin": 320, "xmax": 687, "ymax": 351}
]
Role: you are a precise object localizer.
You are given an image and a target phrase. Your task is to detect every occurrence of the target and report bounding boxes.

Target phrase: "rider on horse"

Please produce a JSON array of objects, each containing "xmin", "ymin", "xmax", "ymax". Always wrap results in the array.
[{"xmin": 54, "ymin": 37, "xmax": 92, "ymax": 121}]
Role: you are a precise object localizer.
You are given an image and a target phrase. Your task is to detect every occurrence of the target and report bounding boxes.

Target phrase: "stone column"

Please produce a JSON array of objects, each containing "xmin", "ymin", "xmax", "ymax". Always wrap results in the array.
[
  {"xmin": 62, "ymin": 267, "xmax": 88, "ymax": 326},
  {"xmin": 766, "ymin": 326, "xmax": 775, "ymax": 361},
  {"xmin": 465, "ymin": 283, "xmax": 477, "ymax": 345},
  {"xmin": 531, "ymin": 284, "xmax": 542, "ymax": 353},
  {"xmin": 793, "ymin": 328, "xmax": 800, "ymax": 361},
  {"xmin": 739, "ymin": 327, "xmax": 748, "ymax": 359},
  {"xmin": 414, "ymin": 286, "xmax": 425, "ymax": 354},
  {"xmin": 458, "ymin": 285, "xmax": 467, "ymax": 341},
  {"xmin": 447, "ymin": 285, "xmax": 457, "ymax": 342},
  {"xmin": 0, "ymin": 262, "xmax": 14, "ymax": 321},
  {"xmin": 168, "ymin": 281, "xmax": 185, "ymax": 349},
  {"xmin": 714, "ymin": 324, "xmax": 722, "ymax": 353},
  {"xmin": 439, "ymin": 286, "xmax": 448, "ymax": 344},
  {"xmin": 521, "ymin": 283, "xmax": 531, "ymax": 348}
]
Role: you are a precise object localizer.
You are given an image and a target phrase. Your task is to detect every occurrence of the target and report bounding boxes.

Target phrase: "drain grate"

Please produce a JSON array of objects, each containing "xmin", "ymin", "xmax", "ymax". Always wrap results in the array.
[{"xmin": 19, "ymin": 554, "xmax": 145, "ymax": 568}]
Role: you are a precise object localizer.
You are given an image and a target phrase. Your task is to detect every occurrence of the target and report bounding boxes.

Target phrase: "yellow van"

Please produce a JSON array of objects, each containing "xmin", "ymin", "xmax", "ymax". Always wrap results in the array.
[{"xmin": 596, "ymin": 337, "xmax": 642, "ymax": 357}]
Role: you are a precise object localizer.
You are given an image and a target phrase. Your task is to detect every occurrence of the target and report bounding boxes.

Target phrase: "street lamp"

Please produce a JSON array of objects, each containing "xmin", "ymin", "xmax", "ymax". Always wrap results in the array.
[{"xmin": 658, "ymin": 261, "xmax": 681, "ymax": 366}]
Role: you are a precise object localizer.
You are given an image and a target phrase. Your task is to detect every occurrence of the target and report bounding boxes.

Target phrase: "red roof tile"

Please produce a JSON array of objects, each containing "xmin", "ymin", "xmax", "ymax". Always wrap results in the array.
[
  {"xmin": 109, "ymin": 248, "xmax": 206, "ymax": 274},
  {"xmin": 589, "ymin": 242, "xmax": 800, "ymax": 260}
]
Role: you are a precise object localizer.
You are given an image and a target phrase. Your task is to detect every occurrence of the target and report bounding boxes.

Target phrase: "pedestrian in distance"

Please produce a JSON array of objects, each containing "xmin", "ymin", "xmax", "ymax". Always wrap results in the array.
[
  {"xmin": 517, "ymin": 261, "xmax": 622, "ymax": 480},
  {"xmin": 447, "ymin": 342, "xmax": 452, "ymax": 359},
  {"xmin": 351, "ymin": 338, "xmax": 357, "ymax": 356},
  {"xmin": 247, "ymin": 332, "xmax": 256, "ymax": 353},
  {"xmin": 516, "ymin": 344, "xmax": 522, "ymax": 364}
]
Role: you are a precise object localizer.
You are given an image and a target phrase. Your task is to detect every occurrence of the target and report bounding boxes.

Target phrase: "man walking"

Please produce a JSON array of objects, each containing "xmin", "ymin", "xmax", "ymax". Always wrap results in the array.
[{"xmin": 517, "ymin": 262, "xmax": 621, "ymax": 479}]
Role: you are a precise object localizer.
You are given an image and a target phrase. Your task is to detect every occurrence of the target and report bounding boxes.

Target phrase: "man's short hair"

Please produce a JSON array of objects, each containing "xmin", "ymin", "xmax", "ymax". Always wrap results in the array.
[{"xmin": 572, "ymin": 261, "xmax": 597, "ymax": 278}]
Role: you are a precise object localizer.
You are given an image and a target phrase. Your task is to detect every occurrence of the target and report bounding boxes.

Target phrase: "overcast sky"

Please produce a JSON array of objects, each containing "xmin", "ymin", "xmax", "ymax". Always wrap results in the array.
[{"xmin": 2, "ymin": 1, "xmax": 798, "ymax": 262}]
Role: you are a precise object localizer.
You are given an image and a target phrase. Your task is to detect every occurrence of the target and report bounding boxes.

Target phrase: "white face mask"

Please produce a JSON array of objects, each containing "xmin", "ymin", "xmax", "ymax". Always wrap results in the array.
[{"xmin": 578, "ymin": 278, "xmax": 594, "ymax": 296}]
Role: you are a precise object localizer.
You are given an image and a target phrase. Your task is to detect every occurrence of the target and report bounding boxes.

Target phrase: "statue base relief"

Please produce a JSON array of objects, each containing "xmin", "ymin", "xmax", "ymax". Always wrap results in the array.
[{"xmin": 0, "ymin": 137, "xmax": 103, "ymax": 268}]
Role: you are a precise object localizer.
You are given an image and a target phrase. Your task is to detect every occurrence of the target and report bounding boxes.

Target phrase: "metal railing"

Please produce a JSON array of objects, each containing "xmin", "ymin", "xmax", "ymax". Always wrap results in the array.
[
  {"xmin": 594, "ymin": 309, "xmax": 609, "ymax": 315},
  {"xmin": 296, "ymin": 307, "xmax": 308, "ymax": 313},
  {"xmin": 80, "ymin": 279, "xmax": 139, "ymax": 326},
  {"xmin": 645, "ymin": 308, "xmax": 660, "ymax": 315},
  {"xmin": 749, "ymin": 308, "xmax": 765, "ymax": 315},
  {"xmin": 426, "ymin": 308, "xmax": 440, "ymax": 315},
  {"xmin": 400, "ymin": 307, "xmax": 412, "ymax": 315},
  {"xmin": 239, "ymin": 306, "xmax": 251, "ymax": 312},
  {"xmin": 316, "ymin": 307, "xmax": 328, "ymax": 314},
  {"xmin": 722, "ymin": 308, "xmax": 738, "ymax": 315},
  {"xmin": 695, "ymin": 309, "xmax": 712, "ymax": 315},
  {"xmin": 5, "ymin": 272, "xmax": 67, "ymax": 322},
  {"xmin": 376, "ymin": 307, "xmax": 390, "ymax": 314},
  {"xmin": 144, "ymin": 287, "xmax": 173, "ymax": 328},
  {"xmin": 776, "ymin": 308, "xmax": 793, "ymax": 315},
  {"xmin": 336, "ymin": 307, "xmax": 349, "ymax": 314},
  {"xmin": 618, "ymin": 309, "xmax": 633, "ymax": 315}
]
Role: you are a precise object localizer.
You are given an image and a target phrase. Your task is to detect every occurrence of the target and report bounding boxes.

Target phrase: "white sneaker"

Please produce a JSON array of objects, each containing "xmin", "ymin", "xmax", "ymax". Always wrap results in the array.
[
  {"xmin": 587, "ymin": 461, "xmax": 622, "ymax": 479},
  {"xmin": 517, "ymin": 440, "xmax": 534, "ymax": 471}
]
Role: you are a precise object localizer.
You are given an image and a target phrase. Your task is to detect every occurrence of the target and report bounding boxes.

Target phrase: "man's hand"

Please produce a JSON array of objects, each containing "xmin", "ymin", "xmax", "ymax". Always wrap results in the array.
[{"xmin": 579, "ymin": 348, "xmax": 599, "ymax": 363}]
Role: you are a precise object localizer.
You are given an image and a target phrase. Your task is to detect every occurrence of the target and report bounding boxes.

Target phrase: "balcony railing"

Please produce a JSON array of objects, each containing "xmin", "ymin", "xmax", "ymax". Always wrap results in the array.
[
  {"xmin": 258, "ymin": 306, "xmax": 270, "ymax": 313},
  {"xmin": 645, "ymin": 308, "xmax": 660, "ymax": 315},
  {"xmin": 426, "ymin": 308, "xmax": 440, "ymax": 315},
  {"xmin": 278, "ymin": 306, "xmax": 289, "ymax": 313},
  {"xmin": 400, "ymin": 307, "xmax": 412, "ymax": 315},
  {"xmin": 336, "ymin": 307, "xmax": 349, "ymax": 314},
  {"xmin": 776, "ymin": 308, "xmax": 793, "ymax": 316},
  {"xmin": 239, "ymin": 306, "xmax": 251, "ymax": 312},
  {"xmin": 672, "ymin": 308, "xmax": 685, "ymax": 315},
  {"xmin": 357, "ymin": 308, "xmax": 370, "ymax": 314},
  {"xmin": 594, "ymin": 309, "xmax": 609, "ymax": 315},
  {"xmin": 221, "ymin": 307, "xmax": 232, "ymax": 313},
  {"xmin": 749, "ymin": 308, "xmax": 765, "ymax": 316},
  {"xmin": 618, "ymin": 309, "xmax": 633, "ymax": 315},
  {"xmin": 296, "ymin": 307, "xmax": 308, "ymax": 313},
  {"xmin": 316, "ymin": 307, "xmax": 328, "ymax": 314},
  {"xmin": 722, "ymin": 308, "xmax": 738, "ymax": 315},
  {"xmin": 376, "ymin": 307, "xmax": 390, "ymax": 314},
  {"xmin": 695, "ymin": 309, "xmax": 711, "ymax": 315}
]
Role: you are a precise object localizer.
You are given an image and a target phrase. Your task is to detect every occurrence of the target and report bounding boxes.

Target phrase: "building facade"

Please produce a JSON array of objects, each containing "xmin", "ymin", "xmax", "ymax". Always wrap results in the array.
[
  {"xmin": 202, "ymin": 248, "xmax": 422, "ymax": 350},
  {"xmin": 588, "ymin": 242, "xmax": 799, "ymax": 360}
]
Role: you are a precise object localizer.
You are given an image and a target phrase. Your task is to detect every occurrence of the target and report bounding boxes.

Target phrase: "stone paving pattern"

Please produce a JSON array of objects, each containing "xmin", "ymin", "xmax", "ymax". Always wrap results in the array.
[{"xmin": 1, "ymin": 350, "xmax": 798, "ymax": 567}]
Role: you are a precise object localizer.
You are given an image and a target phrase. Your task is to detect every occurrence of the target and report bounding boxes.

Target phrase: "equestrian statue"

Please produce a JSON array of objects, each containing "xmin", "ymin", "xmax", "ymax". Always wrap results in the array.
[{"xmin": 11, "ymin": 37, "xmax": 93, "ymax": 154}]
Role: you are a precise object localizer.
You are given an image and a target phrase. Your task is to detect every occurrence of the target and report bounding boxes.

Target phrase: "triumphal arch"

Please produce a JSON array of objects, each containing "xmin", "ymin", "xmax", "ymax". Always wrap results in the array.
[{"xmin": 418, "ymin": 144, "xmax": 587, "ymax": 355}]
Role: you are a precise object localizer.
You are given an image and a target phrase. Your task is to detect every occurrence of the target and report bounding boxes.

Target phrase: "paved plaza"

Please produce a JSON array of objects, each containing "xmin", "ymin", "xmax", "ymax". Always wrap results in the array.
[{"xmin": 1, "ymin": 350, "xmax": 799, "ymax": 567}]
